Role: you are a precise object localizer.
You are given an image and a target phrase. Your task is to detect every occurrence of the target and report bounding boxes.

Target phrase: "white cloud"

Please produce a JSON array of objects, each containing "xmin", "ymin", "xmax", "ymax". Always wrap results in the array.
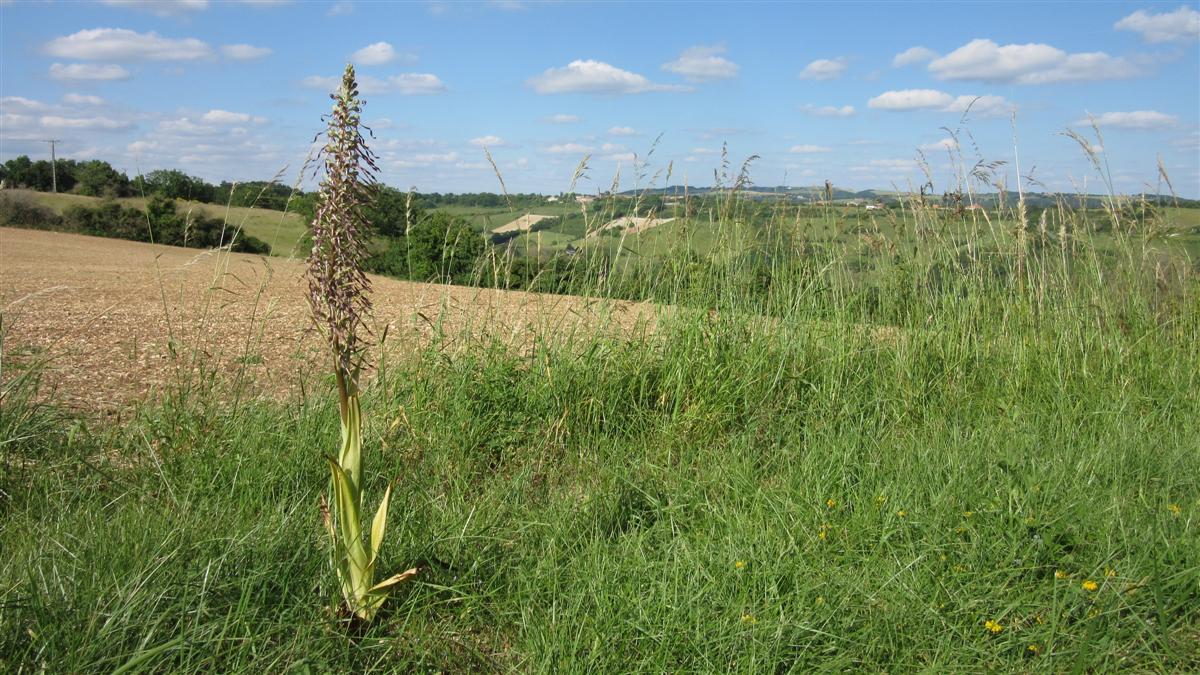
[
  {"xmin": 892, "ymin": 46, "xmax": 937, "ymax": 67},
  {"xmin": 40, "ymin": 115, "xmax": 133, "ymax": 131},
  {"xmin": 799, "ymin": 58, "xmax": 846, "ymax": 81},
  {"xmin": 661, "ymin": 45, "xmax": 739, "ymax": 82},
  {"xmin": 607, "ymin": 126, "xmax": 637, "ymax": 136},
  {"xmin": 469, "ymin": 135, "xmax": 504, "ymax": 146},
  {"xmin": 545, "ymin": 113, "xmax": 580, "ymax": 123},
  {"xmin": 544, "ymin": 143, "xmax": 593, "ymax": 154},
  {"xmin": 328, "ymin": 0, "xmax": 354, "ymax": 15},
  {"xmin": 919, "ymin": 138, "xmax": 959, "ymax": 151},
  {"xmin": 868, "ymin": 89, "xmax": 954, "ymax": 111},
  {"xmin": 352, "ymin": 41, "xmax": 410, "ymax": 66},
  {"xmin": 221, "ymin": 43, "xmax": 271, "ymax": 61},
  {"xmin": 868, "ymin": 89, "xmax": 1014, "ymax": 116},
  {"xmin": 63, "ymin": 93, "xmax": 105, "ymax": 105},
  {"xmin": 1, "ymin": 96, "xmax": 50, "ymax": 112},
  {"xmin": 798, "ymin": 104, "xmax": 855, "ymax": 117},
  {"xmin": 850, "ymin": 158, "xmax": 918, "ymax": 173},
  {"xmin": 409, "ymin": 152, "xmax": 459, "ymax": 163},
  {"xmin": 1115, "ymin": 6, "xmax": 1200, "ymax": 43},
  {"xmin": 690, "ymin": 147, "xmax": 717, "ymax": 154},
  {"xmin": 99, "ymin": 0, "xmax": 208, "ymax": 15},
  {"xmin": 789, "ymin": 144, "xmax": 831, "ymax": 153},
  {"xmin": 201, "ymin": 109, "xmax": 265, "ymax": 124},
  {"xmin": 527, "ymin": 60, "xmax": 689, "ymax": 94},
  {"xmin": 1075, "ymin": 110, "xmax": 1178, "ymax": 130},
  {"xmin": 927, "ymin": 38, "xmax": 1138, "ymax": 84},
  {"xmin": 49, "ymin": 63, "xmax": 131, "ymax": 81},
  {"xmin": 44, "ymin": 28, "xmax": 213, "ymax": 62},
  {"xmin": 303, "ymin": 73, "xmax": 446, "ymax": 95}
]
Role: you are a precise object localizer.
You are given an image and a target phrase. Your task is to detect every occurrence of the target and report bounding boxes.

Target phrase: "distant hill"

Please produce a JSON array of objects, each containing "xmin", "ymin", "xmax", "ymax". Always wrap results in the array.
[{"xmin": 615, "ymin": 185, "xmax": 1198, "ymax": 209}]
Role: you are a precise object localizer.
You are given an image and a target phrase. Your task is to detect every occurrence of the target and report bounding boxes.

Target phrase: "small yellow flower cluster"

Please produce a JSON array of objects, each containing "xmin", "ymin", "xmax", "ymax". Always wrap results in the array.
[
  {"xmin": 826, "ymin": 498, "xmax": 838, "ymax": 509},
  {"xmin": 1168, "ymin": 503, "xmax": 1182, "ymax": 516},
  {"xmin": 962, "ymin": 511, "xmax": 974, "ymax": 518},
  {"xmin": 735, "ymin": 560, "xmax": 747, "ymax": 570},
  {"xmin": 875, "ymin": 494, "xmax": 887, "ymax": 505},
  {"xmin": 1081, "ymin": 579, "xmax": 1098, "ymax": 592},
  {"xmin": 984, "ymin": 619, "xmax": 1003, "ymax": 634},
  {"xmin": 818, "ymin": 525, "xmax": 829, "ymax": 541},
  {"xmin": 1054, "ymin": 570, "xmax": 1069, "ymax": 580},
  {"xmin": 897, "ymin": 509, "xmax": 908, "ymax": 518},
  {"xmin": 741, "ymin": 613, "xmax": 757, "ymax": 625},
  {"xmin": 1027, "ymin": 644, "xmax": 1041, "ymax": 655}
]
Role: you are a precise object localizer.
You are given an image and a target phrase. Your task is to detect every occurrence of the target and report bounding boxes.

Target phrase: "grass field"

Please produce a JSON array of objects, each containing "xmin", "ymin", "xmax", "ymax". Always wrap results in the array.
[
  {"xmin": 2, "ymin": 184, "xmax": 1198, "ymax": 671},
  {"xmin": 17, "ymin": 189, "xmax": 311, "ymax": 258}
]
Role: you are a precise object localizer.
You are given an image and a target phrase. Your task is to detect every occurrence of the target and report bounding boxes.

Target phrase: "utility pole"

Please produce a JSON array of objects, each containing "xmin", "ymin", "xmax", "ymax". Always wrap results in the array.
[{"xmin": 41, "ymin": 139, "xmax": 62, "ymax": 193}]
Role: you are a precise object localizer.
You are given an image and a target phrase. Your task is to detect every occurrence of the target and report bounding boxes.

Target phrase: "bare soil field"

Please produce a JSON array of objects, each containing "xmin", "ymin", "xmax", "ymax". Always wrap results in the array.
[
  {"xmin": 0, "ymin": 228, "xmax": 652, "ymax": 412},
  {"xmin": 588, "ymin": 216, "xmax": 675, "ymax": 238},
  {"xmin": 490, "ymin": 213, "xmax": 553, "ymax": 234}
]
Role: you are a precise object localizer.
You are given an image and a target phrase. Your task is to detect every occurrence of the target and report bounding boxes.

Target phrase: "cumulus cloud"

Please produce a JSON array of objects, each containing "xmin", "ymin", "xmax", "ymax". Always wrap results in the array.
[
  {"xmin": 2, "ymin": 96, "xmax": 50, "ymax": 112},
  {"xmin": 892, "ymin": 46, "xmax": 938, "ymax": 67},
  {"xmin": 527, "ymin": 60, "xmax": 689, "ymax": 94},
  {"xmin": 927, "ymin": 38, "xmax": 1138, "ymax": 84},
  {"xmin": 221, "ymin": 43, "xmax": 271, "ymax": 60},
  {"xmin": 799, "ymin": 58, "xmax": 846, "ymax": 80},
  {"xmin": 607, "ymin": 126, "xmax": 637, "ymax": 136},
  {"xmin": 1115, "ymin": 6, "xmax": 1200, "ymax": 43},
  {"xmin": 201, "ymin": 109, "xmax": 265, "ymax": 124},
  {"xmin": 63, "ymin": 93, "xmax": 105, "ymax": 105},
  {"xmin": 661, "ymin": 45, "xmax": 739, "ymax": 82},
  {"xmin": 868, "ymin": 89, "xmax": 1014, "ymax": 116},
  {"xmin": 49, "ymin": 63, "xmax": 131, "ymax": 81},
  {"xmin": 40, "ymin": 115, "xmax": 133, "ymax": 131},
  {"xmin": 545, "ymin": 113, "xmax": 580, "ymax": 123},
  {"xmin": 303, "ymin": 72, "xmax": 446, "ymax": 95},
  {"xmin": 789, "ymin": 144, "xmax": 831, "ymax": 153},
  {"xmin": 798, "ymin": 104, "xmax": 855, "ymax": 117},
  {"xmin": 469, "ymin": 135, "xmax": 504, "ymax": 146},
  {"xmin": 99, "ymin": 0, "xmax": 208, "ymax": 15},
  {"xmin": 351, "ymin": 41, "xmax": 412, "ymax": 66},
  {"xmin": 919, "ymin": 138, "xmax": 959, "ymax": 151},
  {"xmin": 544, "ymin": 142, "xmax": 593, "ymax": 154},
  {"xmin": 1075, "ymin": 110, "xmax": 1178, "ymax": 130},
  {"xmin": 44, "ymin": 28, "xmax": 213, "ymax": 61}
]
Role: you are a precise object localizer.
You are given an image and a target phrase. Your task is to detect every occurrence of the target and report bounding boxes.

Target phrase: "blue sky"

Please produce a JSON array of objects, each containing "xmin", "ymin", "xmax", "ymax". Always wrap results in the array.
[{"xmin": 1, "ymin": 0, "xmax": 1198, "ymax": 196}]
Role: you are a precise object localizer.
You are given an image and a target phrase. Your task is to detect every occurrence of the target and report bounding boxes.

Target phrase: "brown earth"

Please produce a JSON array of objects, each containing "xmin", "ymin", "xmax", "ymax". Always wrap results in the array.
[{"xmin": 0, "ymin": 227, "xmax": 654, "ymax": 413}]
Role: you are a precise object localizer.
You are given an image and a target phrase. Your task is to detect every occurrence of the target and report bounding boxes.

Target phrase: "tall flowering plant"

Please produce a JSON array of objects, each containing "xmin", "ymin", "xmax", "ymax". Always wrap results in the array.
[{"xmin": 308, "ymin": 64, "xmax": 416, "ymax": 621}]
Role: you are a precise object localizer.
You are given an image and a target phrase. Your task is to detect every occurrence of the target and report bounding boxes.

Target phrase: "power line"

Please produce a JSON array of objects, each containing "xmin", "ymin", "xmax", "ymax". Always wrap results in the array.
[{"xmin": 41, "ymin": 139, "xmax": 62, "ymax": 193}]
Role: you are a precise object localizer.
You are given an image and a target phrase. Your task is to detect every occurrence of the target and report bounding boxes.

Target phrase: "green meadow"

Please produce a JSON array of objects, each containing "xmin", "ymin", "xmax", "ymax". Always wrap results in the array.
[{"xmin": 3, "ymin": 180, "xmax": 1198, "ymax": 671}]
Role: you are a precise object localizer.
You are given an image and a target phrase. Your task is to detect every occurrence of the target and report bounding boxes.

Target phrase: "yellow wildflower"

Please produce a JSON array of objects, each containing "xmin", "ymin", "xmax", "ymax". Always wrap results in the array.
[
  {"xmin": 1027, "ymin": 644, "xmax": 1041, "ymax": 655},
  {"xmin": 826, "ymin": 498, "xmax": 837, "ymax": 509},
  {"xmin": 963, "ymin": 511, "xmax": 974, "ymax": 518},
  {"xmin": 1082, "ymin": 579, "xmax": 1098, "ymax": 592},
  {"xmin": 815, "ymin": 596, "xmax": 825, "ymax": 605},
  {"xmin": 735, "ymin": 560, "xmax": 746, "ymax": 570},
  {"xmin": 897, "ymin": 509, "xmax": 907, "ymax": 518},
  {"xmin": 1105, "ymin": 568, "xmax": 1116, "ymax": 578},
  {"xmin": 741, "ymin": 613, "xmax": 757, "ymax": 625},
  {"xmin": 1168, "ymin": 503, "xmax": 1182, "ymax": 516},
  {"xmin": 1054, "ymin": 570, "xmax": 1069, "ymax": 580},
  {"xmin": 984, "ymin": 619, "xmax": 1003, "ymax": 634},
  {"xmin": 875, "ymin": 494, "xmax": 887, "ymax": 505},
  {"xmin": 818, "ymin": 528, "xmax": 828, "ymax": 541}
]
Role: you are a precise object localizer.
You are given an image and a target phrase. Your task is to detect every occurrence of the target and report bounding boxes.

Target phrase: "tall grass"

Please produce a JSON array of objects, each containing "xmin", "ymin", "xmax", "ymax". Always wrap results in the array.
[{"xmin": 1, "ymin": 127, "xmax": 1197, "ymax": 671}]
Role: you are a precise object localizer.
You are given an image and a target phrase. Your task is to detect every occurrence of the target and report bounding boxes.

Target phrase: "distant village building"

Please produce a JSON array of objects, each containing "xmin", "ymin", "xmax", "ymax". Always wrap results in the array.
[
  {"xmin": 547, "ymin": 195, "xmax": 559, "ymax": 203},
  {"xmin": 575, "ymin": 195, "xmax": 596, "ymax": 205},
  {"xmin": 865, "ymin": 204, "xmax": 883, "ymax": 211}
]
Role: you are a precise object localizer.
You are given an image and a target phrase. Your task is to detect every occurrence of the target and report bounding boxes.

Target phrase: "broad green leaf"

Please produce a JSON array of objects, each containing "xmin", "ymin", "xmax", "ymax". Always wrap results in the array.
[
  {"xmin": 367, "ymin": 567, "xmax": 419, "ymax": 594},
  {"xmin": 369, "ymin": 484, "xmax": 392, "ymax": 566}
]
